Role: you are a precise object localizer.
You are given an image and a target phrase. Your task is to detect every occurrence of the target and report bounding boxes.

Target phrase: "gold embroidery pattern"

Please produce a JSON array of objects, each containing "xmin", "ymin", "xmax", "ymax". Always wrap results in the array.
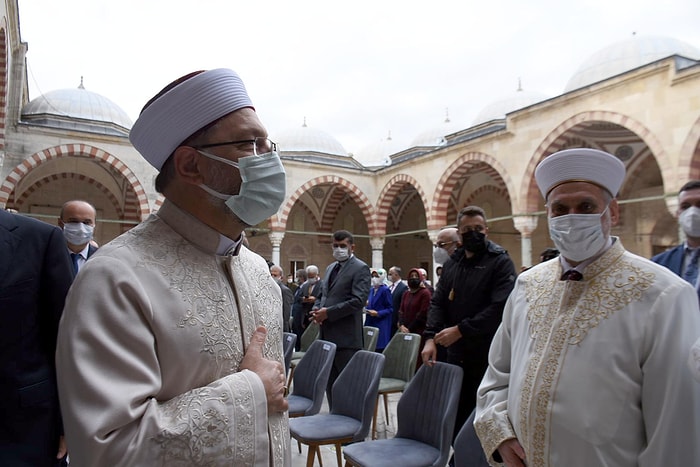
[
  {"xmin": 474, "ymin": 417, "xmax": 516, "ymax": 465},
  {"xmin": 519, "ymin": 241, "xmax": 655, "ymax": 465}
]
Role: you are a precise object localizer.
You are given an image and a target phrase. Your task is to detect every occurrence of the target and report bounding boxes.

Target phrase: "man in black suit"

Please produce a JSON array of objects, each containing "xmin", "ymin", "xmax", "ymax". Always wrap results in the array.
[
  {"xmin": 58, "ymin": 200, "xmax": 98, "ymax": 275},
  {"xmin": 0, "ymin": 209, "xmax": 73, "ymax": 466},
  {"xmin": 387, "ymin": 266, "xmax": 408, "ymax": 337},
  {"xmin": 292, "ymin": 265, "xmax": 323, "ymax": 349},
  {"xmin": 312, "ymin": 230, "xmax": 371, "ymax": 403},
  {"xmin": 270, "ymin": 264, "xmax": 294, "ymax": 332}
]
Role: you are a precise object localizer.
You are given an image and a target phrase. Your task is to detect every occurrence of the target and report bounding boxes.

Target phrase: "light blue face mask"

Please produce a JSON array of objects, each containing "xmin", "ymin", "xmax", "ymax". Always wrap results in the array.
[{"xmin": 197, "ymin": 149, "xmax": 286, "ymax": 226}]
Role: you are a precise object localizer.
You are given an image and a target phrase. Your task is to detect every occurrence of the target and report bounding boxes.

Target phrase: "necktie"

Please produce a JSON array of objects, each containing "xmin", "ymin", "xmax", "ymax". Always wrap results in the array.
[
  {"xmin": 561, "ymin": 269, "xmax": 583, "ymax": 281},
  {"xmin": 684, "ymin": 249, "xmax": 700, "ymax": 286},
  {"xmin": 71, "ymin": 253, "xmax": 81, "ymax": 275},
  {"xmin": 328, "ymin": 262, "xmax": 342, "ymax": 287}
]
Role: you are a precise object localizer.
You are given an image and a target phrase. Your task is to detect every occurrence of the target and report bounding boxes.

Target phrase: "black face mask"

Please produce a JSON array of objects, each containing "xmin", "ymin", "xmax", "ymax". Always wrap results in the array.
[
  {"xmin": 407, "ymin": 278, "xmax": 421, "ymax": 289},
  {"xmin": 462, "ymin": 230, "xmax": 486, "ymax": 253}
]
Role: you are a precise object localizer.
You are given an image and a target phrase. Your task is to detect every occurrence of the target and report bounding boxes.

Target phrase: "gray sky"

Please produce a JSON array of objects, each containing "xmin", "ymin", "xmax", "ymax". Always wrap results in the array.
[{"xmin": 17, "ymin": 0, "xmax": 700, "ymax": 156}]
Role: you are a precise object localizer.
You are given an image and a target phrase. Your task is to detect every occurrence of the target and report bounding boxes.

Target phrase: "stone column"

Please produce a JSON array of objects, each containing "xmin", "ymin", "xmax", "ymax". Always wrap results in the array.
[
  {"xmin": 513, "ymin": 215, "xmax": 538, "ymax": 269},
  {"xmin": 269, "ymin": 231, "xmax": 285, "ymax": 266},
  {"xmin": 369, "ymin": 236, "xmax": 385, "ymax": 270}
]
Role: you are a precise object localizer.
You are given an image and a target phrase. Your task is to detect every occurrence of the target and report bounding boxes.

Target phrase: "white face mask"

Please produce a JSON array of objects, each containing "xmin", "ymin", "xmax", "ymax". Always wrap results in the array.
[
  {"xmin": 197, "ymin": 149, "xmax": 286, "ymax": 226},
  {"xmin": 371, "ymin": 277, "xmax": 383, "ymax": 287},
  {"xmin": 548, "ymin": 207, "xmax": 608, "ymax": 262},
  {"xmin": 332, "ymin": 246, "xmax": 350, "ymax": 262},
  {"xmin": 63, "ymin": 222, "xmax": 94, "ymax": 246},
  {"xmin": 307, "ymin": 277, "xmax": 318, "ymax": 285},
  {"xmin": 433, "ymin": 246, "xmax": 451, "ymax": 265},
  {"xmin": 680, "ymin": 206, "xmax": 700, "ymax": 238}
]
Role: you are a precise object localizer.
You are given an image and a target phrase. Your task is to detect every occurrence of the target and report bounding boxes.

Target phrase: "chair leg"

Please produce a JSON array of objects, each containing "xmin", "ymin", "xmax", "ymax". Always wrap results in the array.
[
  {"xmin": 317, "ymin": 446, "xmax": 323, "ymax": 467},
  {"xmin": 297, "ymin": 438, "xmax": 302, "ymax": 454},
  {"xmin": 288, "ymin": 365, "xmax": 296, "ymax": 387},
  {"xmin": 334, "ymin": 442, "xmax": 343, "ymax": 467},
  {"xmin": 306, "ymin": 443, "xmax": 316, "ymax": 467},
  {"xmin": 372, "ymin": 396, "xmax": 379, "ymax": 439},
  {"xmin": 383, "ymin": 392, "xmax": 389, "ymax": 425}
]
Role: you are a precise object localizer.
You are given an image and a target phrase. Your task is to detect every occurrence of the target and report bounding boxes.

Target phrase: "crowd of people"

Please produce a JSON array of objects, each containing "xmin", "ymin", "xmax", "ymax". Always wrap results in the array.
[{"xmin": 2, "ymin": 67, "xmax": 700, "ymax": 467}]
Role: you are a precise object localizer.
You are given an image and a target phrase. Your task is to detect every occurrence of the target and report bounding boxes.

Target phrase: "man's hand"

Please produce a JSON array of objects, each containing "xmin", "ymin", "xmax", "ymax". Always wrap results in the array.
[
  {"xmin": 56, "ymin": 435, "xmax": 67, "ymax": 460},
  {"xmin": 240, "ymin": 326, "xmax": 288, "ymax": 413},
  {"xmin": 497, "ymin": 438, "xmax": 526, "ymax": 467},
  {"xmin": 421, "ymin": 338, "xmax": 437, "ymax": 366},
  {"xmin": 434, "ymin": 325, "xmax": 462, "ymax": 347},
  {"xmin": 311, "ymin": 307, "xmax": 328, "ymax": 324},
  {"xmin": 398, "ymin": 324, "xmax": 409, "ymax": 333}
]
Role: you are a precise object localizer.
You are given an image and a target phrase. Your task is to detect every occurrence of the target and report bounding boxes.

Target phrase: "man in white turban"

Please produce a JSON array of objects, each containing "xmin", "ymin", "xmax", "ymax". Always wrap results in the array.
[
  {"xmin": 475, "ymin": 148, "xmax": 700, "ymax": 466},
  {"xmin": 56, "ymin": 69, "xmax": 291, "ymax": 466}
]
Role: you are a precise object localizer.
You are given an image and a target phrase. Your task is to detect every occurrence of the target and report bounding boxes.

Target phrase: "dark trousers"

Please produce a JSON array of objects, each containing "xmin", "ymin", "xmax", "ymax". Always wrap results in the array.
[
  {"xmin": 326, "ymin": 348, "xmax": 358, "ymax": 408},
  {"xmin": 448, "ymin": 345, "xmax": 490, "ymax": 442}
]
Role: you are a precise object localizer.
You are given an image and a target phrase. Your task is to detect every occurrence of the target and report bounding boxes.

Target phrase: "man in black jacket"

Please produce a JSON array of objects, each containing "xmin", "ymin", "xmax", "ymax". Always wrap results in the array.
[{"xmin": 421, "ymin": 205, "xmax": 516, "ymax": 442}]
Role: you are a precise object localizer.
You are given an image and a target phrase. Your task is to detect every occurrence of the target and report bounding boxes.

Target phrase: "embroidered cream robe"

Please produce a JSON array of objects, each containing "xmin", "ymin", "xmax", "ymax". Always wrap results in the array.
[
  {"xmin": 475, "ymin": 239, "xmax": 700, "ymax": 466},
  {"xmin": 56, "ymin": 201, "xmax": 290, "ymax": 466}
]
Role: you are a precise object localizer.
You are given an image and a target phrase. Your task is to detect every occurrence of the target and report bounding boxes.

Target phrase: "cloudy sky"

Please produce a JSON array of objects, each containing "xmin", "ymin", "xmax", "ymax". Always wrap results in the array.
[{"xmin": 17, "ymin": 0, "xmax": 700, "ymax": 156}]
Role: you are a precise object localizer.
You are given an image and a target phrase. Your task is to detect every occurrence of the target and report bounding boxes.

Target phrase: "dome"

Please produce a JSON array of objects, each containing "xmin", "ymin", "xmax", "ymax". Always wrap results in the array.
[
  {"xmin": 565, "ymin": 35, "xmax": 700, "ymax": 92},
  {"xmin": 21, "ymin": 80, "xmax": 132, "ymax": 136},
  {"xmin": 275, "ymin": 119, "xmax": 348, "ymax": 156},
  {"xmin": 411, "ymin": 111, "xmax": 462, "ymax": 147},
  {"xmin": 472, "ymin": 88, "xmax": 549, "ymax": 126},
  {"xmin": 353, "ymin": 133, "xmax": 395, "ymax": 168}
]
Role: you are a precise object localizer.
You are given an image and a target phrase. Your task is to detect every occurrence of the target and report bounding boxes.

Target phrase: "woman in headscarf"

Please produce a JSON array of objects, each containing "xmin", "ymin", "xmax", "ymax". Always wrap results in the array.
[
  {"xmin": 364, "ymin": 268, "xmax": 394, "ymax": 352},
  {"xmin": 398, "ymin": 267, "xmax": 432, "ymax": 368}
]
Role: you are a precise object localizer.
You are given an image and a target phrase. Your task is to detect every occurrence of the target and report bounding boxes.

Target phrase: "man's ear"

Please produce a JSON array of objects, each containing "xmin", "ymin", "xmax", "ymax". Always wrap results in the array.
[
  {"xmin": 609, "ymin": 199, "xmax": 620, "ymax": 226},
  {"xmin": 172, "ymin": 146, "xmax": 206, "ymax": 186}
]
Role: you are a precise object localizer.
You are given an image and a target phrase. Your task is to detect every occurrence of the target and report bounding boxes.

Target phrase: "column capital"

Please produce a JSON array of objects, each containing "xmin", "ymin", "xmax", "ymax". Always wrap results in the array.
[
  {"xmin": 512, "ymin": 215, "xmax": 539, "ymax": 236},
  {"xmin": 369, "ymin": 236, "xmax": 385, "ymax": 250},
  {"xmin": 268, "ymin": 231, "xmax": 285, "ymax": 246}
]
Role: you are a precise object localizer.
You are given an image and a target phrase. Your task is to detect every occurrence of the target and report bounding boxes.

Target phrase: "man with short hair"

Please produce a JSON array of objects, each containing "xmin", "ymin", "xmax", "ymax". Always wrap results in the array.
[
  {"xmin": 652, "ymin": 180, "xmax": 700, "ymax": 298},
  {"xmin": 56, "ymin": 69, "xmax": 290, "ymax": 466},
  {"xmin": 422, "ymin": 206, "xmax": 516, "ymax": 446},
  {"xmin": 387, "ymin": 266, "xmax": 408, "ymax": 337},
  {"xmin": 475, "ymin": 148, "xmax": 700, "ymax": 466},
  {"xmin": 292, "ymin": 265, "xmax": 322, "ymax": 349},
  {"xmin": 271, "ymin": 264, "xmax": 294, "ymax": 332},
  {"xmin": 58, "ymin": 200, "xmax": 98, "ymax": 275},
  {"xmin": 312, "ymin": 230, "xmax": 370, "ymax": 403}
]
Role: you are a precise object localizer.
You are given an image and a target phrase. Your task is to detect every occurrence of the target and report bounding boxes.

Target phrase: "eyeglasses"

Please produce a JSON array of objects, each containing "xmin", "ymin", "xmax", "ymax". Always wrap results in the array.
[
  {"xmin": 460, "ymin": 225, "xmax": 486, "ymax": 234},
  {"xmin": 194, "ymin": 136, "xmax": 277, "ymax": 156},
  {"xmin": 434, "ymin": 241, "xmax": 456, "ymax": 249}
]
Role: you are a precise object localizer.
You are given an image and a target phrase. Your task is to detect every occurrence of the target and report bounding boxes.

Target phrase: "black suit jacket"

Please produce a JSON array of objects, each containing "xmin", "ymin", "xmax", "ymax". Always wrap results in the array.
[
  {"xmin": 0, "ymin": 210, "xmax": 73, "ymax": 465},
  {"xmin": 390, "ymin": 280, "xmax": 408, "ymax": 335},
  {"xmin": 315, "ymin": 255, "xmax": 371, "ymax": 350}
]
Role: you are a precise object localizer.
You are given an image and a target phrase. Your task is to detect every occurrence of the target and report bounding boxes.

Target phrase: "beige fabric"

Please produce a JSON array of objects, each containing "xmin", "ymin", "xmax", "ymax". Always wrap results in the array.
[
  {"xmin": 475, "ymin": 239, "xmax": 700, "ymax": 466},
  {"xmin": 57, "ymin": 200, "xmax": 290, "ymax": 466}
]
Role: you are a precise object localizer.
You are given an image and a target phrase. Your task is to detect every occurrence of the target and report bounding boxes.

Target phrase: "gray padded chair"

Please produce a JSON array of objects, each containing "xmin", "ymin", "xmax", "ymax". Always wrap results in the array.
[
  {"xmin": 362, "ymin": 325, "xmax": 379, "ymax": 352},
  {"xmin": 453, "ymin": 409, "xmax": 490, "ymax": 467},
  {"xmin": 288, "ymin": 322, "xmax": 320, "ymax": 384},
  {"xmin": 288, "ymin": 339, "xmax": 336, "ymax": 418},
  {"xmin": 289, "ymin": 350, "xmax": 385, "ymax": 467},
  {"xmin": 282, "ymin": 332, "xmax": 296, "ymax": 375},
  {"xmin": 343, "ymin": 361, "xmax": 463, "ymax": 467},
  {"xmin": 372, "ymin": 332, "xmax": 421, "ymax": 439}
]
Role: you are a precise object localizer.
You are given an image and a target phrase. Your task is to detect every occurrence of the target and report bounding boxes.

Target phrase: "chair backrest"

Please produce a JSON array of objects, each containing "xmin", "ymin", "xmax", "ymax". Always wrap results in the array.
[
  {"xmin": 300, "ymin": 322, "xmax": 320, "ymax": 352},
  {"xmin": 290, "ymin": 339, "xmax": 337, "ymax": 416},
  {"xmin": 331, "ymin": 350, "xmax": 385, "ymax": 442},
  {"xmin": 381, "ymin": 332, "xmax": 421, "ymax": 382},
  {"xmin": 282, "ymin": 332, "xmax": 297, "ymax": 373},
  {"xmin": 453, "ymin": 409, "xmax": 490, "ymax": 467},
  {"xmin": 395, "ymin": 362, "xmax": 463, "ymax": 466},
  {"xmin": 363, "ymin": 326, "xmax": 380, "ymax": 352}
]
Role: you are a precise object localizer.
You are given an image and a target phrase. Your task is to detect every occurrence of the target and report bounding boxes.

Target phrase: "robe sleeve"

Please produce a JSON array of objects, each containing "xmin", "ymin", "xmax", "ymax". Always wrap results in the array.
[
  {"xmin": 474, "ymin": 287, "xmax": 519, "ymax": 465},
  {"xmin": 56, "ymin": 256, "xmax": 271, "ymax": 466},
  {"xmin": 637, "ymin": 282, "xmax": 700, "ymax": 466}
]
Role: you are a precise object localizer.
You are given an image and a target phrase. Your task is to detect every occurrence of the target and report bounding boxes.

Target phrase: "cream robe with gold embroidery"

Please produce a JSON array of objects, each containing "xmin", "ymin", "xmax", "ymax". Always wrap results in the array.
[
  {"xmin": 475, "ymin": 239, "xmax": 700, "ymax": 466},
  {"xmin": 57, "ymin": 200, "xmax": 290, "ymax": 466}
]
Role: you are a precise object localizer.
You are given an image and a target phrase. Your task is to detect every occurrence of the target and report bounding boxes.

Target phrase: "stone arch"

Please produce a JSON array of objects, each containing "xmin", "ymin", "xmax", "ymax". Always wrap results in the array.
[
  {"xmin": 271, "ymin": 175, "xmax": 375, "ymax": 234},
  {"xmin": 678, "ymin": 114, "xmax": 700, "ymax": 183},
  {"xmin": 429, "ymin": 152, "xmax": 515, "ymax": 230},
  {"xmin": 522, "ymin": 110, "xmax": 668, "ymax": 213},
  {"xmin": 375, "ymin": 174, "xmax": 429, "ymax": 237},
  {"xmin": 0, "ymin": 26, "xmax": 7, "ymax": 151},
  {"xmin": 0, "ymin": 144, "xmax": 150, "ymax": 219}
]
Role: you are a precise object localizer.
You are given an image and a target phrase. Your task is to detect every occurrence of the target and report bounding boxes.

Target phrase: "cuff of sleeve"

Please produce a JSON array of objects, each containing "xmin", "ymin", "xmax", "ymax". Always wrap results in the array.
[{"xmin": 474, "ymin": 416, "xmax": 517, "ymax": 465}]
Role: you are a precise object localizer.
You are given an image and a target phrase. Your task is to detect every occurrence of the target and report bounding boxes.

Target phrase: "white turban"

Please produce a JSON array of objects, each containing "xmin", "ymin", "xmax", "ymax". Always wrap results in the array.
[
  {"xmin": 534, "ymin": 148, "xmax": 626, "ymax": 200},
  {"xmin": 129, "ymin": 68, "xmax": 254, "ymax": 171}
]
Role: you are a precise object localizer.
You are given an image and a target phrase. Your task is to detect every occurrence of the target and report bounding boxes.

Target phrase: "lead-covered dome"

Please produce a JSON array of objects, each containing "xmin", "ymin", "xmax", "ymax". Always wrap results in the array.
[
  {"xmin": 21, "ymin": 80, "xmax": 132, "ymax": 136},
  {"xmin": 353, "ymin": 133, "xmax": 396, "ymax": 168},
  {"xmin": 472, "ymin": 88, "xmax": 548, "ymax": 126},
  {"xmin": 565, "ymin": 35, "xmax": 700, "ymax": 92},
  {"xmin": 275, "ymin": 119, "xmax": 348, "ymax": 156},
  {"xmin": 411, "ymin": 112, "xmax": 462, "ymax": 147}
]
